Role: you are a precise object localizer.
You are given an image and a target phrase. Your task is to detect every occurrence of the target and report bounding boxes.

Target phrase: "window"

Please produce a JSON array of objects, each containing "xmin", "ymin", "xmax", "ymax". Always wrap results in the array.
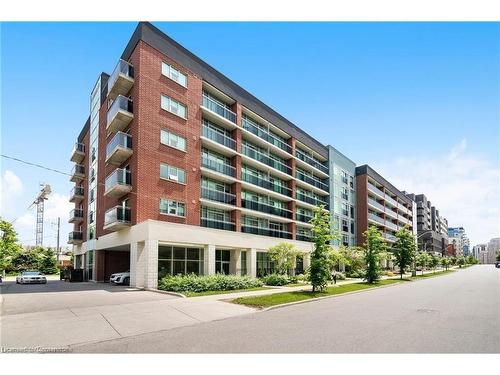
[
  {"xmin": 349, "ymin": 176, "xmax": 354, "ymax": 188},
  {"xmin": 342, "ymin": 202, "xmax": 349, "ymax": 216},
  {"xmin": 256, "ymin": 252, "xmax": 275, "ymax": 277},
  {"xmin": 342, "ymin": 235, "xmax": 349, "ymax": 247},
  {"xmin": 341, "ymin": 187, "xmax": 349, "ymax": 200},
  {"xmin": 161, "ymin": 62, "xmax": 187, "ymax": 87},
  {"xmin": 341, "ymin": 170, "xmax": 348, "ymax": 184},
  {"xmin": 158, "ymin": 245, "xmax": 203, "ymax": 278},
  {"xmin": 216, "ymin": 250, "xmax": 231, "ymax": 274},
  {"xmin": 240, "ymin": 251, "xmax": 247, "ymax": 276},
  {"xmin": 160, "ymin": 199, "xmax": 185, "ymax": 217},
  {"xmin": 160, "ymin": 163, "xmax": 186, "ymax": 183},
  {"xmin": 342, "ymin": 219, "xmax": 349, "ymax": 232},
  {"xmin": 161, "ymin": 129, "xmax": 186, "ymax": 151},
  {"xmin": 161, "ymin": 94, "xmax": 187, "ymax": 119}
]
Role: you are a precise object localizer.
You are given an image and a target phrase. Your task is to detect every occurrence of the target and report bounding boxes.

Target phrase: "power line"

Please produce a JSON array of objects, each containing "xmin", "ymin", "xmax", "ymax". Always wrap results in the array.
[{"xmin": 1, "ymin": 154, "xmax": 72, "ymax": 177}]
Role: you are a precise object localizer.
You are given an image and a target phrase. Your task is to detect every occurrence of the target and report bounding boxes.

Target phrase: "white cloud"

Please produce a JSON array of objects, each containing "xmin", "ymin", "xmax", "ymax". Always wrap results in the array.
[
  {"xmin": 376, "ymin": 138, "xmax": 500, "ymax": 245},
  {"xmin": 0, "ymin": 170, "xmax": 24, "ymax": 216}
]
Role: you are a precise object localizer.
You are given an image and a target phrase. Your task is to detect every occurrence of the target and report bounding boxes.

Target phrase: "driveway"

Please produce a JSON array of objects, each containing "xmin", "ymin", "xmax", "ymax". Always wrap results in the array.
[{"xmin": 0, "ymin": 280, "xmax": 253, "ymax": 350}]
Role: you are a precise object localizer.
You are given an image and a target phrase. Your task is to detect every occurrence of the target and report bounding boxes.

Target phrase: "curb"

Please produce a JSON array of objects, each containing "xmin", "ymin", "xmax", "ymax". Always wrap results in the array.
[
  {"xmin": 260, "ymin": 281, "xmax": 404, "ymax": 311},
  {"xmin": 146, "ymin": 288, "xmax": 186, "ymax": 298}
]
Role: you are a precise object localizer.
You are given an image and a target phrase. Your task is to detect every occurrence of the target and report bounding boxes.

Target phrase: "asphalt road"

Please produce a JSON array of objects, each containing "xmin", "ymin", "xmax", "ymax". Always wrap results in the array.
[{"xmin": 74, "ymin": 265, "xmax": 500, "ymax": 353}]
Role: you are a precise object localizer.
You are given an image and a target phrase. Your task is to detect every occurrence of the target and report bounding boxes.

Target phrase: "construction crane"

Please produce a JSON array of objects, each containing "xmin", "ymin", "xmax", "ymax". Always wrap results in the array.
[{"xmin": 28, "ymin": 184, "xmax": 51, "ymax": 246}]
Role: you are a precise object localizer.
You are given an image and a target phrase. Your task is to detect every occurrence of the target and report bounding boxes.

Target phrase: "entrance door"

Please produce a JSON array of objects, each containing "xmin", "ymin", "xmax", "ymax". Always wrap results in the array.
[{"xmin": 215, "ymin": 250, "xmax": 230, "ymax": 274}]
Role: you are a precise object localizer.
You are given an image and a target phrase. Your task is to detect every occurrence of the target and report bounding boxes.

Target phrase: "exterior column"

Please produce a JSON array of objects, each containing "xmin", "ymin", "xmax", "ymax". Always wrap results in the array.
[
  {"xmin": 144, "ymin": 239, "xmax": 158, "ymax": 289},
  {"xmin": 204, "ymin": 244, "xmax": 216, "ymax": 275},
  {"xmin": 230, "ymin": 249, "xmax": 241, "ymax": 275},
  {"xmin": 303, "ymin": 252, "xmax": 311, "ymax": 270},
  {"xmin": 248, "ymin": 248, "xmax": 257, "ymax": 277},
  {"xmin": 130, "ymin": 241, "xmax": 145, "ymax": 288}
]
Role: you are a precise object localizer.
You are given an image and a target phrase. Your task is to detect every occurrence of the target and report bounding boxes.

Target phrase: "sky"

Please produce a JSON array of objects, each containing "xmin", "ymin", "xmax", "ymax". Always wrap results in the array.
[{"xmin": 1, "ymin": 22, "xmax": 499, "ymax": 248}]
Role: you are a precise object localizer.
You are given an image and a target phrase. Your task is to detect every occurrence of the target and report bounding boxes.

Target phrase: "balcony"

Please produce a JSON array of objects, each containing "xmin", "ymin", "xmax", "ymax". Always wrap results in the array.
[
  {"xmin": 241, "ymin": 225, "xmax": 292, "ymax": 239},
  {"xmin": 201, "ymin": 187, "xmax": 236, "ymax": 205},
  {"xmin": 296, "ymin": 192, "xmax": 329, "ymax": 209},
  {"xmin": 68, "ymin": 208, "xmax": 84, "ymax": 223},
  {"xmin": 106, "ymin": 132, "xmax": 133, "ymax": 165},
  {"xmin": 201, "ymin": 125, "xmax": 236, "ymax": 150},
  {"xmin": 384, "ymin": 194, "xmax": 399, "ymax": 208},
  {"xmin": 68, "ymin": 231, "xmax": 83, "ymax": 244},
  {"xmin": 296, "ymin": 170, "xmax": 329, "ymax": 192},
  {"xmin": 104, "ymin": 206, "xmax": 131, "ymax": 231},
  {"xmin": 107, "ymin": 95, "xmax": 133, "ymax": 133},
  {"xmin": 70, "ymin": 142, "xmax": 85, "ymax": 163},
  {"xmin": 201, "ymin": 155, "xmax": 236, "ymax": 178},
  {"xmin": 385, "ymin": 221, "xmax": 398, "ymax": 231},
  {"xmin": 201, "ymin": 217, "xmax": 236, "ymax": 231},
  {"xmin": 70, "ymin": 164, "xmax": 85, "ymax": 182},
  {"xmin": 104, "ymin": 169, "xmax": 132, "ymax": 198},
  {"xmin": 368, "ymin": 198, "xmax": 385, "ymax": 213},
  {"xmin": 384, "ymin": 208, "xmax": 398, "ymax": 220},
  {"xmin": 241, "ymin": 117, "xmax": 292, "ymax": 155},
  {"xmin": 202, "ymin": 94, "xmax": 237, "ymax": 124},
  {"xmin": 367, "ymin": 182, "xmax": 385, "ymax": 199},
  {"xmin": 69, "ymin": 186, "xmax": 84, "ymax": 203},
  {"xmin": 241, "ymin": 171, "xmax": 292, "ymax": 197},
  {"xmin": 383, "ymin": 233, "xmax": 398, "ymax": 243},
  {"xmin": 295, "ymin": 149, "xmax": 328, "ymax": 175},
  {"xmin": 107, "ymin": 59, "xmax": 134, "ymax": 100},
  {"xmin": 241, "ymin": 199, "xmax": 292, "ymax": 219},
  {"xmin": 242, "ymin": 145, "xmax": 292, "ymax": 176},
  {"xmin": 368, "ymin": 213, "xmax": 385, "ymax": 226},
  {"xmin": 296, "ymin": 233, "xmax": 313, "ymax": 242},
  {"xmin": 296, "ymin": 212, "xmax": 313, "ymax": 224}
]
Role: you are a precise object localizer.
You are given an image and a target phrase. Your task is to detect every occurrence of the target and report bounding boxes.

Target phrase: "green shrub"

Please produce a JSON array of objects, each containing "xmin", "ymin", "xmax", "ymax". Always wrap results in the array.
[
  {"xmin": 336, "ymin": 272, "xmax": 346, "ymax": 280},
  {"xmin": 295, "ymin": 273, "xmax": 307, "ymax": 282},
  {"xmin": 158, "ymin": 273, "xmax": 263, "ymax": 293},
  {"xmin": 346, "ymin": 269, "xmax": 364, "ymax": 278},
  {"xmin": 262, "ymin": 273, "xmax": 290, "ymax": 286}
]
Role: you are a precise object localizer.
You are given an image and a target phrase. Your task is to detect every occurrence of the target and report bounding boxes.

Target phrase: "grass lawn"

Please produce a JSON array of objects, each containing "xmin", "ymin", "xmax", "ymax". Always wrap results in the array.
[
  {"xmin": 184, "ymin": 286, "xmax": 270, "ymax": 297},
  {"xmin": 232, "ymin": 279, "xmax": 401, "ymax": 308},
  {"xmin": 285, "ymin": 282, "xmax": 309, "ymax": 287},
  {"xmin": 404, "ymin": 269, "xmax": 456, "ymax": 281}
]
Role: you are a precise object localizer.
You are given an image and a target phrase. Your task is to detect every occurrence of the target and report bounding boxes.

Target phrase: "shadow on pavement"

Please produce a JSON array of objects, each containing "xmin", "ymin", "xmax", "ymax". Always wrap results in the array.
[{"xmin": 0, "ymin": 280, "xmax": 141, "ymax": 295}]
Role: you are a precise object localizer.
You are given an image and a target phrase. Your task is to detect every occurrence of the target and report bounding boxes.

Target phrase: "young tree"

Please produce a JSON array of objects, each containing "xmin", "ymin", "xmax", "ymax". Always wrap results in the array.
[
  {"xmin": 457, "ymin": 256, "xmax": 466, "ymax": 268},
  {"xmin": 449, "ymin": 256, "xmax": 457, "ymax": 266},
  {"xmin": 268, "ymin": 242, "xmax": 302, "ymax": 275},
  {"xmin": 308, "ymin": 205, "xmax": 334, "ymax": 292},
  {"xmin": 0, "ymin": 219, "xmax": 23, "ymax": 274},
  {"xmin": 392, "ymin": 227, "xmax": 416, "ymax": 279},
  {"xmin": 466, "ymin": 255, "xmax": 477, "ymax": 265},
  {"xmin": 430, "ymin": 254, "xmax": 440, "ymax": 273},
  {"xmin": 38, "ymin": 247, "xmax": 58, "ymax": 274},
  {"xmin": 339, "ymin": 246, "xmax": 365, "ymax": 277},
  {"xmin": 441, "ymin": 257, "xmax": 450, "ymax": 271},
  {"xmin": 416, "ymin": 252, "xmax": 431, "ymax": 275},
  {"xmin": 362, "ymin": 226, "xmax": 385, "ymax": 283}
]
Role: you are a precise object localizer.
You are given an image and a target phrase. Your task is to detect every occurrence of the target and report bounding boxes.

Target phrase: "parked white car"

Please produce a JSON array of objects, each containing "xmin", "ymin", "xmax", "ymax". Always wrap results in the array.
[
  {"xmin": 16, "ymin": 271, "xmax": 47, "ymax": 284},
  {"xmin": 110, "ymin": 271, "xmax": 130, "ymax": 285}
]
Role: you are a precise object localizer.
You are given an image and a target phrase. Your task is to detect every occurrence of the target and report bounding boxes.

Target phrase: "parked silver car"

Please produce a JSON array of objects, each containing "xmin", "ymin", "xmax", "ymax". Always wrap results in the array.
[
  {"xmin": 110, "ymin": 271, "xmax": 130, "ymax": 285},
  {"xmin": 16, "ymin": 271, "xmax": 47, "ymax": 284}
]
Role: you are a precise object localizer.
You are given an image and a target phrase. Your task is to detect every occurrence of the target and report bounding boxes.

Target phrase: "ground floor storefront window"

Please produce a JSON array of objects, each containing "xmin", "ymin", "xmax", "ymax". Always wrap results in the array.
[
  {"xmin": 240, "ymin": 250, "xmax": 247, "ymax": 275},
  {"xmin": 215, "ymin": 250, "xmax": 230, "ymax": 274},
  {"xmin": 256, "ymin": 252, "xmax": 275, "ymax": 277},
  {"xmin": 158, "ymin": 245, "xmax": 204, "ymax": 278}
]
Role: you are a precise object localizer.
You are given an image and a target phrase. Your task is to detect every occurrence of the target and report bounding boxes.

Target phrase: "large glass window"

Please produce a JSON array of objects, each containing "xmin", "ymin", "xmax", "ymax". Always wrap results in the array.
[
  {"xmin": 240, "ymin": 251, "xmax": 247, "ymax": 276},
  {"xmin": 215, "ymin": 250, "xmax": 231, "ymax": 274},
  {"xmin": 159, "ymin": 199, "xmax": 185, "ymax": 217},
  {"xmin": 160, "ymin": 163, "xmax": 186, "ymax": 183},
  {"xmin": 161, "ymin": 94, "xmax": 187, "ymax": 119},
  {"xmin": 161, "ymin": 129, "xmax": 186, "ymax": 151},
  {"xmin": 256, "ymin": 252, "xmax": 275, "ymax": 277},
  {"xmin": 158, "ymin": 245, "xmax": 203, "ymax": 277},
  {"xmin": 161, "ymin": 62, "xmax": 187, "ymax": 87}
]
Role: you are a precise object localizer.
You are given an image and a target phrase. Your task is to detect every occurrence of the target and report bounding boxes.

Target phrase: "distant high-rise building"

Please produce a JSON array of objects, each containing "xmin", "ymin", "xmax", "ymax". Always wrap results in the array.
[
  {"xmin": 448, "ymin": 227, "xmax": 469, "ymax": 257},
  {"xmin": 487, "ymin": 238, "xmax": 500, "ymax": 264},
  {"xmin": 473, "ymin": 244, "xmax": 488, "ymax": 263}
]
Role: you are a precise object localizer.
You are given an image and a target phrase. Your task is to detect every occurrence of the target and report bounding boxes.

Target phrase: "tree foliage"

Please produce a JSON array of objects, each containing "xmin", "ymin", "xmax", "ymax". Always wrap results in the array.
[
  {"xmin": 362, "ymin": 226, "xmax": 385, "ymax": 283},
  {"xmin": 308, "ymin": 205, "xmax": 334, "ymax": 292},
  {"xmin": 441, "ymin": 257, "xmax": 450, "ymax": 270},
  {"xmin": 416, "ymin": 252, "xmax": 431, "ymax": 275},
  {"xmin": 457, "ymin": 256, "xmax": 466, "ymax": 268},
  {"xmin": 339, "ymin": 246, "xmax": 365, "ymax": 277},
  {"xmin": 0, "ymin": 219, "xmax": 23, "ymax": 273},
  {"xmin": 392, "ymin": 226, "xmax": 416, "ymax": 279},
  {"xmin": 430, "ymin": 254, "xmax": 440, "ymax": 272},
  {"xmin": 496, "ymin": 250, "xmax": 500, "ymax": 262},
  {"xmin": 8, "ymin": 246, "xmax": 59, "ymax": 274},
  {"xmin": 268, "ymin": 242, "xmax": 302, "ymax": 275}
]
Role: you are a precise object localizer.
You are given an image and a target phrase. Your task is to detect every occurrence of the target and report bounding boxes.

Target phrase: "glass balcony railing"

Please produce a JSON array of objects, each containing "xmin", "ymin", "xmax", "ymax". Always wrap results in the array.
[
  {"xmin": 367, "ymin": 182, "xmax": 385, "ymax": 198},
  {"xmin": 106, "ymin": 132, "xmax": 132, "ymax": 159},
  {"xmin": 368, "ymin": 198, "xmax": 385, "ymax": 212},
  {"xmin": 295, "ymin": 149, "xmax": 328, "ymax": 174},
  {"xmin": 296, "ymin": 170, "xmax": 329, "ymax": 192},
  {"xmin": 368, "ymin": 213, "xmax": 385, "ymax": 225},
  {"xmin": 104, "ymin": 206, "xmax": 131, "ymax": 227},
  {"xmin": 108, "ymin": 59, "xmax": 134, "ymax": 98},
  {"xmin": 69, "ymin": 186, "xmax": 84, "ymax": 201},
  {"xmin": 201, "ymin": 187, "xmax": 236, "ymax": 205},
  {"xmin": 384, "ymin": 233, "xmax": 398, "ymax": 242},
  {"xmin": 201, "ymin": 155, "xmax": 236, "ymax": 178},
  {"xmin": 385, "ymin": 221, "xmax": 398, "ymax": 231},
  {"xmin": 296, "ymin": 233, "xmax": 313, "ymax": 242},
  {"xmin": 241, "ymin": 171, "xmax": 292, "ymax": 197},
  {"xmin": 201, "ymin": 217, "xmax": 236, "ymax": 231},
  {"xmin": 201, "ymin": 125, "xmax": 236, "ymax": 150},
  {"xmin": 296, "ymin": 212, "xmax": 313, "ymax": 223},
  {"xmin": 384, "ymin": 194, "xmax": 399, "ymax": 208},
  {"xmin": 242, "ymin": 145, "xmax": 292, "ymax": 175},
  {"xmin": 385, "ymin": 208, "xmax": 398, "ymax": 219},
  {"xmin": 202, "ymin": 94, "xmax": 237, "ymax": 124},
  {"xmin": 241, "ymin": 225, "xmax": 292, "ymax": 239},
  {"xmin": 70, "ymin": 142, "xmax": 85, "ymax": 163},
  {"xmin": 296, "ymin": 192, "xmax": 329, "ymax": 209},
  {"xmin": 241, "ymin": 199, "xmax": 292, "ymax": 219},
  {"xmin": 71, "ymin": 164, "xmax": 85, "ymax": 176},
  {"xmin": 68, "ymin": 231, "xmax": 83, "ymax": 243},
  {"xmin": 107, "ymin": 95, "xmax": 133, "ymax": 132},
  {"xmin": 241, "ymin": 118, "xmax": 292, "ymax": 154},
  {"xmin": 69, "ymin": 209, "xmax": 84, "ymax": 222},
  {"xmin": 105, "ymin": 169, "xmax": 131, "ymax": 192}
]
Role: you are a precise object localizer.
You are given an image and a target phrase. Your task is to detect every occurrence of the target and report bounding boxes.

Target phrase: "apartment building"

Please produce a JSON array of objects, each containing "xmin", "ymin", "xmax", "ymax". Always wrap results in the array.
[
  {"xmin": 329, "ymin": 146, "xmax": 356, "ymax": 247},
  {"xmin": 404, "ymin": 193, "xmax": 448, "ymax": 255},
  {"xmin": 448, "ymin": 227, "xmax": 467, "ymax": 257},
  {"xmin": 486, "ymin": 237, "xmax": 500, "ymax": 264},
  {"xmin": 472, "ymin": 244, "xmax": 487, "ymax": 262},
  {"xmin": 355, "ymin": 165, "xmax": 416, "ymax": 246},
  {"xmin": 68, "ymin": 22, "xmax": 337, "ymax": 287}
]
